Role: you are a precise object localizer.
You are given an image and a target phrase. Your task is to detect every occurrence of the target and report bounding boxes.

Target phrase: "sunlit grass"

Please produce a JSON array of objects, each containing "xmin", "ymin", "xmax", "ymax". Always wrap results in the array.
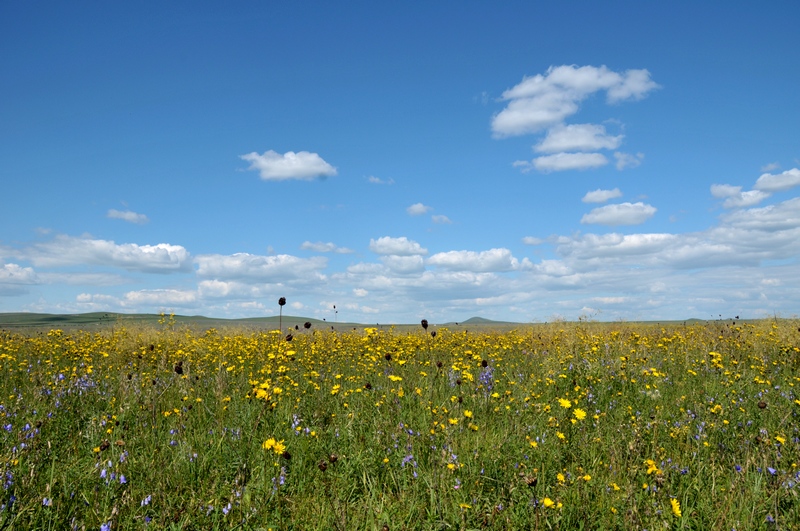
[{"xmin": 1, "ymin": 318, "xmax": 798, "ymax": 529}]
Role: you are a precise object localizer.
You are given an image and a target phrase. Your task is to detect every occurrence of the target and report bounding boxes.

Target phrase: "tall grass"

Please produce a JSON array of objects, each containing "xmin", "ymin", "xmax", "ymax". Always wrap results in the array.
[{"xmin": 0, "ymin": 319, "xmax": 798, "ymax": 529}]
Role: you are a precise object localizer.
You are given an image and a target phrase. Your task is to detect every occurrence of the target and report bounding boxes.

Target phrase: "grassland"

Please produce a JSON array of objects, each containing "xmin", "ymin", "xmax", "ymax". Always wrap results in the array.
[{"xmin": 0, "ymin": 316, "xmax": 798, "ymax": 529}]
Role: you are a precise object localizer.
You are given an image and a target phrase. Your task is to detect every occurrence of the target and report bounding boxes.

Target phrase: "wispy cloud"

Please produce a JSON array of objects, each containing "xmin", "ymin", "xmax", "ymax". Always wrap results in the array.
[
  {"xmin": 582, "ymin": 188, "xmax": 623, "ymax": 203},
  {"xmin": 107, "ymin": 209, "xmax": 149, "ymax": 224},
  {"xmin": 517, "ymin": 152, "xmax": 608, "ymax": 173},
  {"xmin": 431, "ymin": 215, "xmax": 452, "ymax": 224},
  {"xmin": 368, "ymin": 175, "xmax": 394, "ymax": 185},
  {"xmin": 300, "ymin": 241, "xmax": 354, "ymax": 254},
  {"xmin": 581, "ymin": 202, "xmax": 657, "ymax": 226},
  {"xmin": 407, "ymin": 203, "xmax": 433, "ymax": 216}
]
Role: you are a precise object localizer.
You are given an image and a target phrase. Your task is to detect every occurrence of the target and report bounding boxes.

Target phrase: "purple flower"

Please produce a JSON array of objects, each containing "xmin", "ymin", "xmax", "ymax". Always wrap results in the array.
[
  {"xmin": 735, "ymin": 465, "xmax": 742, "ymax": 473},
  {"xmin": 767, "ymin": 467, "xmax": 777, "ymax": 476},
  {"xmin": 119, "ymin": 475, "xmax": 127, "ymax": 485},
  {"xmin": 101, "ymin": 522, "xmax": 111, "ymax": 531},
  {"xmin": 141, "ymin": 495, "xmax": 151, "ymax": 506}
]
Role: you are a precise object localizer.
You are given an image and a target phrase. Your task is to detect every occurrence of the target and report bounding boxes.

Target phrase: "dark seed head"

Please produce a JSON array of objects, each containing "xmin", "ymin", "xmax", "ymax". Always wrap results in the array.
[
  {"xmin": 758, "ymin": 401, "xmax": 767, "ymax": 409},
  {"xmin": 295, "ymin": 325, "xmax": 299, "ymax": 330},
  {"xmin": 364, "ymin": 382, "xmax": 372, "ymax": 390},
  {"xmin": 457, "ymin": 395, "xmax": 463, "ymax": 404},
  {"xmin": 174, "ymin": 363, "xmax": 183, "ymax": 375},
  {"xmin": 282, "ymin": 450, "xmax": 292, "ymax": 460},
  {"xmin": 318, "ymin": 460, "xmax": 328, "ymax": 472},
  {"xmin": 329, "ymin": 453, "xmax": 338, "ymax": 463},
  {"xmin": 431, "ymin": 330, "xmax": 436, "ymax": 338},
  {"xmin": 384, "ymin": 353, "xmax": 392, "ymax": 361},
  {"xmin": 304, "ymin": 322, "xmax": 311, "ymax": 329},
  {"xmin": 127, "ymin": 373, "xmax": 132, "ymax": 380},
  {"xmin": 99, "ymin": 440, "xmax": 110, "ymax": 451},
  {"xmin": 285, "ymin": 334, "xmax": 293, "ymax": 342},
  {"xmin": 278, "ymin": 297, "xmax": 286, "ymax": 306},
  {"xmin": 481, "ymin": 359, "xmax": 488, "ymax": 368},
  {"xmin": 150, "ymin": 344, "xmax": 154, "ymax": 351},
  {"xmin": 421, "ymin": 319, "xmax": 428, "ymax": 330},
  {"xmin": 436, "ymin": 361, "xmax": 443, "ymax": 369},
  {"xmin": 456, "ymin": 379, "xmax": 462, "ymax": 386}
]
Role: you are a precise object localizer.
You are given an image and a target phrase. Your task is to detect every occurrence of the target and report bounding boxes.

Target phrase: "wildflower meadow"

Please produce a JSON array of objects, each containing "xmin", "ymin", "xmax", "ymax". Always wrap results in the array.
[{"xmin": 0, "ymin": 315, "xmax": 798, "ymax": 530}]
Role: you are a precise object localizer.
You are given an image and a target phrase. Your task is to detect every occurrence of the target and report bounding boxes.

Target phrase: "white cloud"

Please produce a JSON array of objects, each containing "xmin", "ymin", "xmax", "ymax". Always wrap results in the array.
[
  {"xmin": 710, "ymin": 184, "xmax": 742, "ymax": 198},
  {"xmin": 753, "ymin": 168, "xmax": 800, "ymax": 193},
  {"xmin": 522, "ymin": 236, "xmax": 543, "ymax": 245},
  {"xmin": 123, "ymin": 289, "xmax": 197, "ymax": 307},
  {"xmin": 107, "ymin": 209, "xmax": 149, "ymax": 224},
  {"xmin": 19, "ymin": 235, "xmax": 191, "ymax": 273},
  {"xmin": 581, "ymin": 202, "xmax": 656, "ymax": 226},
  {"xmin": 240, "ymin": 150, "xmax": 337, "ymax": 181},
  {"xmin": 722, "ymin": 190, "xmax": 770, "ymax": 209},
  {"xmin": 381, "ymin": 255, "xmax": 426, "ymax": 274},
  {"xmin": 0, "ymin": 263, "xmax": 38, "ymax": 284},
  {"xmin": 760, "ymin": 162, "xmax": 781, "ymax": 173},
  {"xmin": 353, "ymin": 288, "xmax": 368, "ymax": 297},
  {"xmin": 535, "ymin": 123, "xmax": 622, "ymax": 153},
  {"xmin": 614, "ymin": 151, "xmax": 644, "ymax": 170},
  {"xmin": 368, "ymin": 236, "xmax": 428, "ymax": 256},
  {"xmin": 582, "ymin": 188, "xmax": 623, "ymax": 203},
  {"xmin": 407, "ymin": 203, "xmax": 432, "ymax": 216},
  {"xmin": 427, "ymin": 248, "xmax": 524, "ymax": 272},
  {"xmin": 194, "ymin": 253, "xmax": 327, "ymax": 282},
  {"xmin": 368, "ymin": 176, "xmax": 394, "ymax": 185},
  {"xmin": 492, "ymin": 65, "xmax": 659, "ymax": 137},
  {"xmin": 710, "ymin": 184, "xmax": 770, "ymax": 208},
  {"xmin": 431, "ymin": 215, "xmax": 452, "ymax": 224},
  {"xmin": 300, "ymin": 241, "xmax": 354, "ymax": 254},
  {"xmin": 530, "ymin": 152, "xmax": 608, "ymax": 173}
]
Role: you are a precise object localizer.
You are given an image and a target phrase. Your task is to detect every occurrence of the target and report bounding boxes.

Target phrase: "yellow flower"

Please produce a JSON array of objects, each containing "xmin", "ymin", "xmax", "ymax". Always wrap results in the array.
[
  {"xmin": 558, "ymin": 398, "xmax": 572, "ymax": 409},
  {"xmin": 448, "ymin": 418, "xmax": 459, "ymax": 425},
  {"xmin": 776, "ymin": 435, "xmax": 786, "ymax": 445},
  {"xmin": 573, "ymin": 408, "xmax": 587, "ymax": 420},
  {"xmin": 670, "ymin": 498, "xmax": 682, "ymax": 517},
  {"xmin": 388, "ymin": 375, "xmax": 403, "ymax": 382},
  {"xmin": 463, "ymin": 410, "xmax": 473, "ymax": 418},
  {"xmin": 582, "ymin": 474, "xmax": 591, "ymax": 482},
  {"xmin": 557, "ymin": 473, "xmax": 566, "ymax": 483},
  {"xmin": 262, "ymin": 438, "xmax": 286, "ymax": 455},
  {"xmin": 542, "ymin": 497, "xmax": 555, "ymax": 508},
  {"xmin": 459, "ymin": 503, "xmax": 472, "ymax": 509},
  {"xmin": 556, "ymin": 431, "xmax": 566, "ymax": 440}
]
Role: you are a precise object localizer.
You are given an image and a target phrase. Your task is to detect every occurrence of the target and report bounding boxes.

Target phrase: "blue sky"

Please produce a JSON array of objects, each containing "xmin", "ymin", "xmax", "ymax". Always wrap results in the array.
[{"xmin": 1, "ymin": 1, "xmax": 799, "ymax": 323}]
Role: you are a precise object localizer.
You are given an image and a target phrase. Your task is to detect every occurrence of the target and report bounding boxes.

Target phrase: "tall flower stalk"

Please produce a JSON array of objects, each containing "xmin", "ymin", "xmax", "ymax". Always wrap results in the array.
[{"xmin": 278, "ymin": 297, "xmax": 286, "ymax": 331}]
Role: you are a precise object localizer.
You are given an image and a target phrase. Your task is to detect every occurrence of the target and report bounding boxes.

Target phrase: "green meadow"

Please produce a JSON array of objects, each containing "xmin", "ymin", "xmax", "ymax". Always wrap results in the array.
[{"xmin": 0, "ymin": 316, "xmax": 798, "ymax": 529}]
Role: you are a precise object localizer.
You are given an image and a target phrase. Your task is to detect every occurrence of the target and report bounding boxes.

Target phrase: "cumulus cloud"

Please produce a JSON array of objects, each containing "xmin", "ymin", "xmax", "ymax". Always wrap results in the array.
[
  {"xmin": 581, "ymin": 202, "xmax": 657, "ymax": 226},
  {"xmin": 107, "ymin": 209, "xmax": 149, "ymax": 224},
  {"xmin": 535, "ymin": 123, "xmax": 622, "ymax": 153},
  {"xmin": 407, "ymin": 203, "xmax": 433, "ymax": 216},
  {"xmin": 194, "ymin": 253, "xmax": 327, "ymax": 282},
  {"xmin": 614, "ymin": 151, "xmax": 644, "ymax": 170},
  {"xmin": 753, "ymin": 168, "xmax": 800, "ymax": 193},
  {"xmin": 427, "ymin": 248, "xmax": 527, "ymax": 272},
  {"xmin": 526, "ymin": 152, "xmax": 608, "ymax": 173},
  {"xmin": 711, "ymin": 184, "xmax": 770, "ymax": 208},
  {"xmin": 19, "ymin": 235, "xmax": 191, "ymax": 273},
  {"xmin": 368, "ymin": 236, "xmax": 427, "ymax": 256},
  {"xmin": 0, "ymin": 263, "xmax": 38, "ymax": 295},
  {"xmin": 582, "ymin": 188, "xmax": 623, "ymax": 203},
  {"xmin": 300, "ymin": 241, "xmax": 354, "ymax": 254},
  {"xmin": 431, "ymin": 215, "xmax": 452, "ymax": 224},
  {"xmin": 240, "ymin": 150, "xmax": 337, "ymax": 181},
  {"xmin": 492, "ymin": 65, "xmax": 659, "ymax": 137}
]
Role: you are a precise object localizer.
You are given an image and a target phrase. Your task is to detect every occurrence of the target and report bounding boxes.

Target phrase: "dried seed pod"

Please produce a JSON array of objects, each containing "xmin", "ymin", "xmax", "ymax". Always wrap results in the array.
[{"xmin": 421, "ymin": 319, "xmax": 428, "ymax": 330}]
